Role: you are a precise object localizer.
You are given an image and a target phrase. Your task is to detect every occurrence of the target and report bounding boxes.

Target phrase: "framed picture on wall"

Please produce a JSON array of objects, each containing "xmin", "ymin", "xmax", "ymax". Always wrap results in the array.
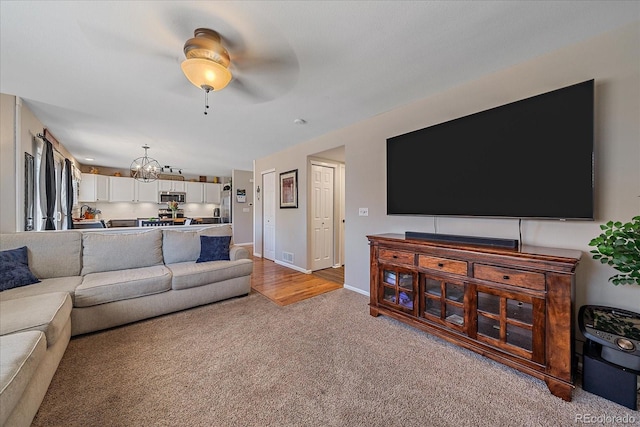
[{"xmin": 279, "ymin": 169, "xmax": 298, "ymax": 208}]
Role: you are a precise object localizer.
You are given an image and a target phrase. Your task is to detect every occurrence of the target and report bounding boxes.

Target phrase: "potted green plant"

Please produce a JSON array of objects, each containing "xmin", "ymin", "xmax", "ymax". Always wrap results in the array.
[{"xmin": 588, "ymin": 216, "xmax": 640, "ymax": 286}]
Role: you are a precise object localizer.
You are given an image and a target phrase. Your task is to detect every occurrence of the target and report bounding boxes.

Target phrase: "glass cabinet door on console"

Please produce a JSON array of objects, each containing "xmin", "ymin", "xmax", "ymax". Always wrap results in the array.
[
  {"xmin": 421, "ymin": 275, "xmax": 466, "ymax": 332},
  {"xmin": 473, "ymin": 285, "xmax": 545, "ymax": 363},
  {"xmin": 378, "ymin": 267, "xmax": 416, "ymax": 315}
]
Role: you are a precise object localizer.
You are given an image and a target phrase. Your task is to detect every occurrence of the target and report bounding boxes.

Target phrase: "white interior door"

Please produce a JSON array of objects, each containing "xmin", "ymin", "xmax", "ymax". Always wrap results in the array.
[
  {"xmin": 263, "ymin": 171, "xmax": 276, "ymax": 261},
  {"xmin": 311, "ymin": 164, "xmax": 334, "ymax": 271}
]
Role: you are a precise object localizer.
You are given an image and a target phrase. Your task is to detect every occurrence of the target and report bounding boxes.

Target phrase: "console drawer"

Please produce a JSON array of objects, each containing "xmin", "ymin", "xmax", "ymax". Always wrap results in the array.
[
  {"xmin": 474, "ymin": 264, "xmax": 545, "ymax": 291},
  {"xmin": 418, "ymin": 255, "xmax": 467, "ymax": 276},
  {"xmin": 379, "ymin": 249, "xmax": 415, "ymax": 266}
]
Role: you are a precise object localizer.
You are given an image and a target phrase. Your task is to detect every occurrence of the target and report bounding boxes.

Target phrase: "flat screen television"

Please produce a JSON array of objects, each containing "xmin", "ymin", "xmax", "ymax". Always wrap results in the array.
[{"xmin": 387, "ymin": 80, "xmax": 594, "ymax": 219}]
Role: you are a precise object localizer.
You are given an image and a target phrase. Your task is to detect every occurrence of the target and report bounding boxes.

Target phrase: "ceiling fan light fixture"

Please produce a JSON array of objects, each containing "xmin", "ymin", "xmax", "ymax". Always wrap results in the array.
[{"xmin": 181, "ymin": 58, "xmax": 232, "ymax": 91}]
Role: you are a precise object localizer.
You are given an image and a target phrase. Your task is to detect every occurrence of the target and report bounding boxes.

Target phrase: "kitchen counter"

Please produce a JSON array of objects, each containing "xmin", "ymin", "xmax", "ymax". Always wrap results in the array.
[
  {"xmin": 104, "ymin": 218, "xmax": 227, "ymax": 227},
  {"xmin": 194, "ymin": 217, "xmax": 222, "ymax": 224},
  {"xmin": 72, "ymin": 219, "xmax": 106, "ymax": 229},
  {"xmin": 107, "ymin": 219, "xmax": 138, "ymax": 228}
]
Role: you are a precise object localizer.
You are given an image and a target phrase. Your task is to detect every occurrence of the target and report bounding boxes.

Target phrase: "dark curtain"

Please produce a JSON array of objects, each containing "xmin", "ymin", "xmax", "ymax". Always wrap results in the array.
[
  {"xmin": 43, "ymin": 140, "xmax": 56, "ymax": 230},
  {"xmin": 64, "ymin": 158, "xmax": 74, "ymax": 229}
]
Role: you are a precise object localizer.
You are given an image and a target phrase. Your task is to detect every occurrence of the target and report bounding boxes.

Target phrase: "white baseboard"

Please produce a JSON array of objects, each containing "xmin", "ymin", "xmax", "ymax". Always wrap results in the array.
[
  {"xmin": 253, "ymin": 252, "xmax": 262, "ymax": 258},
  {"xmin": 236, "ymin": 242, "xmax": 254, "ymax": 247},
  {"xmin": 344, "ymin": 284, "xmax": 369, "ymax": 297},
  {"xmin": 275, "ymin": 260, "xmax": 312, "ymax": 274}
]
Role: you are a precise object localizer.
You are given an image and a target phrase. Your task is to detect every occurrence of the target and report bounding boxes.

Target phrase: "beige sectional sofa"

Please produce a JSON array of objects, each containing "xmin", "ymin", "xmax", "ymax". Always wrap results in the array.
[{"xmin": 0, "ymin": 225, "xmax": 252, "ymax": 427}]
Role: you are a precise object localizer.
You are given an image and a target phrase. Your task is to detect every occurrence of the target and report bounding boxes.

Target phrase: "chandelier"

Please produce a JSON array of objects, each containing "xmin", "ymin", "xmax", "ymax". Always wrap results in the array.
[{"xmin": 130, "ymin": 145, "xmax": 161, "ymax": 182}]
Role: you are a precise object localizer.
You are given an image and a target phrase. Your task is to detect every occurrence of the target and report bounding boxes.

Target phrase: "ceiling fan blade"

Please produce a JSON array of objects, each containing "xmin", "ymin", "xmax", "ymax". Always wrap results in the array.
[
  {"xmin": 227, "ymin": 77, "xmax": 274, "ymax": 103},
  {"xmin": 160, "ymin": 5, "xmax": 244, "ymax": 50},
  {"xmin": 228, "ymin": 50, "xmax": 299, "ymax": 103},
  {"xmin": 232, "ymin": 53, "xmax": 297, "ymax": 74},
  {"xmin": 77, "ymin": 20, "xmax": 178, "ymax": 62}
]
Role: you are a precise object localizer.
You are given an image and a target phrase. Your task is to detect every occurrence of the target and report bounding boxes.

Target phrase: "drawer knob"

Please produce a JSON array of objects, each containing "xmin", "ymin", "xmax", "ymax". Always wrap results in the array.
[
  {"xmin": 437, "ymin": 263, "xmax": 444, "ymax": 267},
  {"xmin": 393, "ymin": 255, "xmax": 398, "ymax": 259},
  {"xmin": 503, "ymin": 275, "xmax": 510, "ymax": 280}
]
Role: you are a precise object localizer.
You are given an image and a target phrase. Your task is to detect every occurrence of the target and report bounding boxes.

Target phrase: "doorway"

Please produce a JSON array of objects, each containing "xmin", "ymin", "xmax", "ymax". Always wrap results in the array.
[{"xmin": 308, "ymin": 147, "xmax": 345, "ymax": 275}]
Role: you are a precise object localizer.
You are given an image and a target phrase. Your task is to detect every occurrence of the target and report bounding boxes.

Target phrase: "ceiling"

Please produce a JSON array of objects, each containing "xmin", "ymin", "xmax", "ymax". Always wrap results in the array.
[{"xmin": 1, "ymin": 1, "xmax": 638, "ymax": 178}]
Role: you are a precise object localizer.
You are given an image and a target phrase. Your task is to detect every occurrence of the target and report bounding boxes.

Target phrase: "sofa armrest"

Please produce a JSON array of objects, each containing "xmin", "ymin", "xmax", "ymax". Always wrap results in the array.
[{"xmin": 229, "ymin": 245, "xmax": 250, "ymax": 261}]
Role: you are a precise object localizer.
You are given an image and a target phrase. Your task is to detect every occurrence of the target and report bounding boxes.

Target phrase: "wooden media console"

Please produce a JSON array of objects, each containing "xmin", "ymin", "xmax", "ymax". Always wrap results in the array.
[{"xmin": 368, "ymin": 233, "xmax": 581, "ymax": 401}]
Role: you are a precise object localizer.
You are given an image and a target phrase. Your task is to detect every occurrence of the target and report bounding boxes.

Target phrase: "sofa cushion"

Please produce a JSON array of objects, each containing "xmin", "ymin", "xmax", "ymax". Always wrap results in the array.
[
  {"xmin": 75, "ymin": 265, "xmax": 171, "ymax": 307},
  {"xmin": 82, "ymin": 229, "xmax": 163, "ymax": 275},
  {"xmin": 0, "ymin": 246, "xmax": 40, "ymax": 291},
  {"xmin": 0, "ymin": 231, "xmax": 82, "ymax": 278},
  {"xmin": 196, "ymin": 235, "xmax": 231, "ymax": 263},
  {"xmin": 0, "ymin": 292, "xmax": 72, "ymax": 348},
  {"xmin": 167, "ymin": 259, "xmax": 253, "ymax": 290},
  {"xmin": 0, "ymin": 331, "xmax": 46, "ymax": 427},
  {"xmin": 0, "ymin": 276, "xmax": 82, "ymax": 303},
  {"xmin": 162, "ymin": 225, "xmax": 233, "ymax": 264}
]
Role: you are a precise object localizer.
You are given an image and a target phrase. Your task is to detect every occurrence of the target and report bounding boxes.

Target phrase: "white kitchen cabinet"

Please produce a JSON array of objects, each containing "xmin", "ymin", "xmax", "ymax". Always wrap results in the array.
[
  {"xmin": 158, "ymin": 180, "xmax": 172, "ymax": 192},
  {"xmin": 158, "ymin": 179, "xmax": 185, "ymax": 192},
  {"xmin": 135, "ymin": 180, "xmax": 158, "ymax": 202},
  {"xmin": 204, "ymin": 183, "xmax": 222, "ymax": 204},
  {"xmin": 172, "ymin": 180, "xmax": 185, "ymax": 192},
  {"xmin": 109, "ymin": 176, "xmax": 135, "ymax": 202},
  {"xmin": 79, "ymin": 173, "xmax": 109, "ymax": 202},
  {"xmin": 185, "ymin": 182, "xmax": 204, "ymax": 203},
  {"xmin": 109, "ymin": 176, "xmax": 158, "ymax": 202}
]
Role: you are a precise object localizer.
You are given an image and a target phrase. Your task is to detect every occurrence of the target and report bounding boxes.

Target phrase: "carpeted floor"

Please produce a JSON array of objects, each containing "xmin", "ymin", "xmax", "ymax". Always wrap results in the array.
[{"xmin": 33, "ymin": 289, "xmax": 638, "ymax": 426}]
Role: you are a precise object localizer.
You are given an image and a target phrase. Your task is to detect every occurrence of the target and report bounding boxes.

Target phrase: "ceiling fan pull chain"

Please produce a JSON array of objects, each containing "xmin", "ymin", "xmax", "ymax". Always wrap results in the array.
[{"xmin": 203, "ymin": 89, "xmax": 210, "ymax": 115}]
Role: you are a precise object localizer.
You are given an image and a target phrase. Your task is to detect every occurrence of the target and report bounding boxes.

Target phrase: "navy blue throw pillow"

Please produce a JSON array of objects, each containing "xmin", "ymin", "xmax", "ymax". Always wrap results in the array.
[
  {"xmin": 196, "ymin": 235, "xmax": 231, "ymax": 263},
  {"xmin": 0, "ymin": 246, "xmax": 40, "ymax": 291}
]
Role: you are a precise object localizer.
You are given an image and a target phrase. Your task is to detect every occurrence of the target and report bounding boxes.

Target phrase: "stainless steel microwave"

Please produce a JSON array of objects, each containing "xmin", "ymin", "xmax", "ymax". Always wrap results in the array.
[{"xmin": 159, "ymin": 192, "xmax": 186, "ymax": 203}]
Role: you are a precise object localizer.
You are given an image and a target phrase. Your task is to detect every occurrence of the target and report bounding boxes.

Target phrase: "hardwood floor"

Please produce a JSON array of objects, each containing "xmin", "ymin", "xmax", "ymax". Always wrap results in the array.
[
  {"xmin": 312, "ymin": 266, "xmax": 344, "ymax": 284},
  {"xmin": 251, "ymin": 257, "xmax": 343, "ymax": 306}
]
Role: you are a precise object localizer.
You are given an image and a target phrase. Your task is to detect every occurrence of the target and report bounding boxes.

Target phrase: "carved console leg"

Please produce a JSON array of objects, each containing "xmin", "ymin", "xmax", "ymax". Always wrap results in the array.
[{"xmin": 545, "ymin": 378, "xmax": 573, "ymax": 402}]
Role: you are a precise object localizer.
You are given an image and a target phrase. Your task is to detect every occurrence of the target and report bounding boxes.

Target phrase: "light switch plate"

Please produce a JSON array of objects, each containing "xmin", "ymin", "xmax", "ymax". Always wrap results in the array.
[{"xmin": 358, "ymin": 208, "xmax": 369, "ymax": 216}]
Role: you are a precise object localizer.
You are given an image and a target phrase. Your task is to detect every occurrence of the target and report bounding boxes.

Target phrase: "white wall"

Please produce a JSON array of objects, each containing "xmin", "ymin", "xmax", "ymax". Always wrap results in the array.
[{"xmin": 254, "ymin": 22, "xmax": 640, "ymax": 312}]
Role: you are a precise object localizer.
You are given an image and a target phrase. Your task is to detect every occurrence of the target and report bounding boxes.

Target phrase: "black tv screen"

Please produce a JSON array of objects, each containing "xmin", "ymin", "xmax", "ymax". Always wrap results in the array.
[{"xmin": 387, "ymin": 80, "xmax": 594, "ymax": 219}]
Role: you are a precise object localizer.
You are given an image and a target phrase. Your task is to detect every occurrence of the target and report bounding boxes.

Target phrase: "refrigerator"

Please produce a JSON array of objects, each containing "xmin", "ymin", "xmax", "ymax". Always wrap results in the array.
[{"xmin": 221, "ymin": 190, "xmax": 231, "ymax": 223}]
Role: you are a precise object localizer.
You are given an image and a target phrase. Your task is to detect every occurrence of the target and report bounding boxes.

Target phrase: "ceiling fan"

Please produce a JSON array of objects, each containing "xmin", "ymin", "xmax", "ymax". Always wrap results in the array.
[
  {"xmin": 78, "ymin": 11, "xmax": 300, "ymax": 106},
  {"xmin": 180, "ymin": 28, "xmax": 233, "ymax": 114}
]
